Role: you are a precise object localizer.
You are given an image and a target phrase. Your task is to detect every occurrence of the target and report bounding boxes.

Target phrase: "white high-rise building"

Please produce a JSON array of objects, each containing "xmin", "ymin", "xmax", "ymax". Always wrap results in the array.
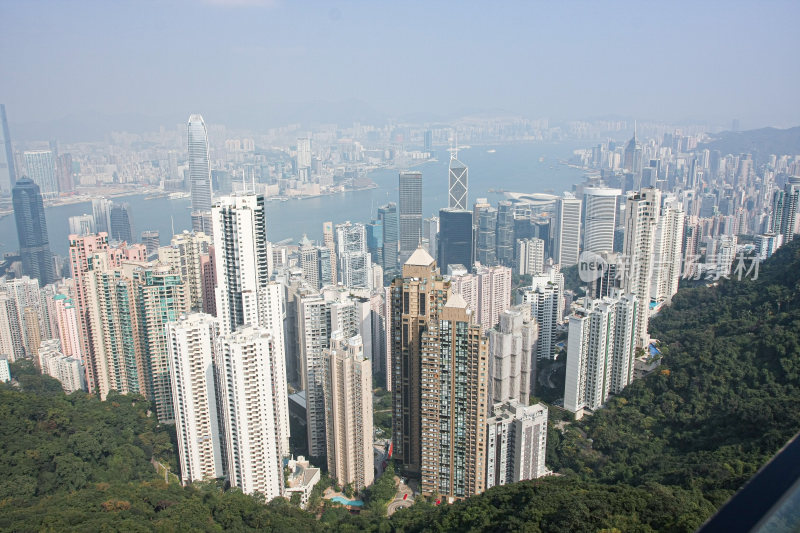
[
  {"xmin": 167, "ymin": 313, "xmax": 225, "ymax": 485},
  {"xmin": 623, "ymin": 188, "xmax": 660, "ymax": 347},
  {"xmin": 564, "ymin": 294, "xmax": 638, "ymax": 416},
  {"xmin": 564, "ymin": 299, "xmax": 615, "ymax": 414},
  {"xmin": 212, "ymin": 193, "xmax": 288, "ymax": 458},
  {"xmin": 650, "ymin": 198, "xmax": 685, "ymax": 303},
  {"xmin": 336, "ymin": 222, "xmax": 371, "ymax": 290},
  {"xmin": 476, "ymin": 264, "xmax": 512, "ymax": 334},
  {"xmin": 488, "ymin": 306, "xmax": 538, "ymax": 406},
  {"xmin": 215, "ymin": 326, "xmax": 283, "ymax": 499},
  {"xmin": 516, "ymin": 238, "xmax": 545, "ymax": 276},
  {"xmin": 554, "ymin": 193, "xmax": 581, "ymax": 267},
  {"xmin": 297, "ymin": 138, "xmax": 311, "ymax": 178},
  {"xmin": 519, "ymin": 269, "xmax": 564, "ymax": 360},
  {"xmin": 0, "ymin": 291, "xmax": 24, "ymax": 361},
  {"xmin": 323, "ymin": 332, "xmax": 374, "ymax": 491},
  {"xmin": 298, "ymin": 288, "xmax": 367, "ymax": 457},
  {"xmin": 610, "ymin": 293, "xmax": 638, "ymax": 394},
  {"xmin": 68, "ymin": 214, "xmax": 96, "ymax": 237},
  {"xmin": 188, "ymin": 114, "xmax": 213, "ymax": 234},
  {"xmin": 486, "ymin": 401, "xmax": 548, "ymax": 489},
  {"xmin": 582, "ymin": 187, "xmax": 621, "ymax": 254},
  {"xmin": 92, "ymin": 198, "xmax": 113, "ymax": 234},
  {"xmin": 38, "ymin": 338, "xmax": 85, "ymax": 393}
]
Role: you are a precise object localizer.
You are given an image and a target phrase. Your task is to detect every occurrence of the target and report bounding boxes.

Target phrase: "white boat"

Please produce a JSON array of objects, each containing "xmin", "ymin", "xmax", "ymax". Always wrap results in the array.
[{"xmin": 487, "ymin": 149, "xmax": 496, "ymax": 153}]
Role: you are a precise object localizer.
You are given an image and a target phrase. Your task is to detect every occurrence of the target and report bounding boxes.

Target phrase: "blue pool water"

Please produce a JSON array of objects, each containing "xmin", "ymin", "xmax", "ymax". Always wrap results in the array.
[{"xmin": 330, "ymin": 496, "xmax": 364, "ymax": 506}]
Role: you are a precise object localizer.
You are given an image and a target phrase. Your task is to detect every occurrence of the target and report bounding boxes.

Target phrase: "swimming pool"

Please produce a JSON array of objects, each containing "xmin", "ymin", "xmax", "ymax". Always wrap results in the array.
[{"xmin": 330, "ymin": 496, "xmax": 364, "ymax": 507}]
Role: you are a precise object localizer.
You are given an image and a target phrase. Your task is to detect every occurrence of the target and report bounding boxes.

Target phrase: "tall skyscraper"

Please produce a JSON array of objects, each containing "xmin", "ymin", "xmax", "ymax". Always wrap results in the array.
[
  {"xmin": 476, "ymin": 205, "xmax": 498, "ymax": 266},
  {"xmin": 324, "ymin": 332, "xmax": 374, "ymax": 491},
  {"xmin": 495, "ymin": 201, "xmax": 515, "ymax": 267},
  {"xmin": 0, "ymin": 104, "xmax": 17, "ymax": 193},
  {"xmin": 582, "ymin": 188, "xmax": 621, "ymax": 254},
  {"xmin": 296, "ymin": 138, "xmax": 311, "ymax": 179},
  {"xmin": 56, "ymin": 153, "xmax": 74, "ymax": 193},
  {"xmin": 770, "ymin": 183, "xmax": 799, "ymax": 244},
  {"xmin": 623, "ymin": 188, "xmax": 660, "ymax": 347},
  {"xmin": 422, "ymin": 216, "xmax": 439, "ymax": 259},
  {"xmin": 335, "ymin": 222, "xmax": 371, "ymax": 290},
  {"xmin": 398, "ymin": 171, "xmax": 422, "ymax": 264},
  {"xmin": 12, "ymin": 177, "xmax": 56, "ymax": 286},
  {"xmin": 92, "ymin": 198, "xmax": 112, "ymax": 234},
  {"xmin": 188, "ymin": 114, "xmax": 213, "ymax": 234},
  {"xmin": 323, "ymin": 221, "xmax": 338, "ymax": 282},
  {"xmin": 109, "ymin": 202, "xmax": 134, "ymax": 243},
  {"xmin": 167, "ymin": 313, "xmax": 225, "ymax": 485},
  {"xmin": 378, "ymin": 203, "xmax": 398, "ymax": 274},
  {"xmin": 366, "ymin": 220, "xmax": 383, "ymax": 269},
  {"xmin": 554, "ymin": 193, "xmax": 581, "ymax": 267},
  {"xmin": 215, "ymin": 326, "xmax": 283, "ymax": 499},
  {"xmin": 437, "ymin": 208, "xmax": 473, "ymax": 273},
  {"xmin": 212, "ymin": 193, "xmax": 288, "ymax": 459},
  {"xmin": 448, "ymin": 155, "xmax": 468, "ymax": 210},
  {"xmin": 391, "ymin": 248, "xmax": 449, "ymax": 476},
  {"xmin": 24, "ymin": 151, "xmax": 58, "ymax": 196},
  {"xmin": 419, "ymin": 292, "xmax": 489, "ymax": 500}
]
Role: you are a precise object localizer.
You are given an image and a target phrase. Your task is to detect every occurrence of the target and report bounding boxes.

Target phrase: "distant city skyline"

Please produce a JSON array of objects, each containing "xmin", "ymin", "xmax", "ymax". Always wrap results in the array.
[{"xmin": 2, "ymin": 1, "xmax": 800, "ymax": 140}]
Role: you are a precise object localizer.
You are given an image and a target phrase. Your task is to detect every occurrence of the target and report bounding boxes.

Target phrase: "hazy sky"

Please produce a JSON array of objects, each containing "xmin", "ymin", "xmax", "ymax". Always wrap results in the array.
[{"xmin": 2, "ymin": 0, "xmax": 800, "ymax": 136}]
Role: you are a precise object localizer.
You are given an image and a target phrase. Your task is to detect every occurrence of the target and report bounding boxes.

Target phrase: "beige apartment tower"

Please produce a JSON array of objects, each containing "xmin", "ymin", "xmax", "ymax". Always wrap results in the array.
[{"xmin": 324, "ymin": 332, "xmax": 374, "ymax": 491}]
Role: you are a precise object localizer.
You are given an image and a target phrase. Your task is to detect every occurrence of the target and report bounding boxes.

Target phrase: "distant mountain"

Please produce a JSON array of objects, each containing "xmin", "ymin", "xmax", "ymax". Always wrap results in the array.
[{"xmin": 699, "ymin": 126, "xmax": 800, "ymax": 163}]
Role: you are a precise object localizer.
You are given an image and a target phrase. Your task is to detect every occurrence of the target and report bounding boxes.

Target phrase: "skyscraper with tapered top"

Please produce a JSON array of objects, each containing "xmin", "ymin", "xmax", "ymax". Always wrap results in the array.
[
  {"xmin": 188, "ymin": 114, "xmax": 213, "ymax": 235},
  {"xmin": 448, "ymin": 154, "xmax": 468, "ymax": 210},
  {"xmin": 13, "ymin": 177, "xmax": 55, "ymax": 286}
]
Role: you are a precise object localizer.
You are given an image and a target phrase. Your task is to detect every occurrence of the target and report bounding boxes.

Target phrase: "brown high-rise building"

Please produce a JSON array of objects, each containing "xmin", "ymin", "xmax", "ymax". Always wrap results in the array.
[
  {"xmin": 420, "ymin": 293, "xmax": 489, "ymax": 500},
  {"xmin": 391, "ymin": 246, "xmax": 489, "ymax": 500},
  {"xmin": 391, "ymin": 247, "xmax": 449, "ymax": 476}
]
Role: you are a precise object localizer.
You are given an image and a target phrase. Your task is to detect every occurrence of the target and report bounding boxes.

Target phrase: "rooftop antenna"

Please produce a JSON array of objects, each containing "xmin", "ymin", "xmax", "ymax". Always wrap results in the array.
[
  {"xmin": 171, "ymin": 215, "xmax": 175, "ymax": 237},
  {"xmin": 251, "ymin": 166, "xmax": 255, "ymax": 193},
  {"xmin": 451, "ymin": 131, "xmax": 458, "ymax": 161}
]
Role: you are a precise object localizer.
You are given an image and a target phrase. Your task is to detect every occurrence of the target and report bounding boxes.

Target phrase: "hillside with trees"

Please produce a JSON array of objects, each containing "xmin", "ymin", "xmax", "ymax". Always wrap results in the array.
[{"xmin": 2, "ymin": 241, "xmax": 800, "ymax": 531}]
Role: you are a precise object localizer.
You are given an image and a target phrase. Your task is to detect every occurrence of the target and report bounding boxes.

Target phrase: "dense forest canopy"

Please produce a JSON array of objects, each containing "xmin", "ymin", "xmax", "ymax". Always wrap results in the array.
[{"xmin": 1, "ymin": 241, "xmax": 800, "ymax": 532}]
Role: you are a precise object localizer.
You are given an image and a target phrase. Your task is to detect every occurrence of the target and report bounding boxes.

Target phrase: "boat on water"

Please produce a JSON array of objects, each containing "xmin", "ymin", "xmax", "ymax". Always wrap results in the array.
[
  {"xmin": 539, "ymin": 156, "xmax": 545, "ymax": 162},
  {"xmin": 487, "ymin": 149, "xmax": 496, "ymax": 153}
]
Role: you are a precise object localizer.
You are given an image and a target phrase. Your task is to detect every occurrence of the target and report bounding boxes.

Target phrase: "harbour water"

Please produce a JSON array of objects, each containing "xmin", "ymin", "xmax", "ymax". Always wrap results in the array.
[{"xmin": 0, "ymin": 141, "xmax": 590, "ymax": 257}]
